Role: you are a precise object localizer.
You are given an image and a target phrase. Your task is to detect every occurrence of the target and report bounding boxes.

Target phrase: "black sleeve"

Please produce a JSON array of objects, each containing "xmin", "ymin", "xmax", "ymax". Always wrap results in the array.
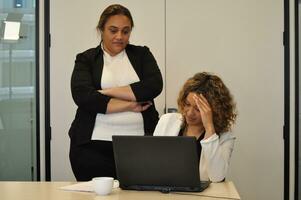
[
  {"xmin": 71, "ymin": 52, "xmax": 111, "ymax": 114},
  {"xmin": 130, "ymin": 47, "xmax": 163, "ymax": 102}
]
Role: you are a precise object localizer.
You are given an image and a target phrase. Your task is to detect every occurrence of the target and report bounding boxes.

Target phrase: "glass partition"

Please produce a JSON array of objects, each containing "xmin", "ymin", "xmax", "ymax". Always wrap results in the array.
[{"xmin": 0, "ymin": 0, "xmax": 38, "ymax": 180}]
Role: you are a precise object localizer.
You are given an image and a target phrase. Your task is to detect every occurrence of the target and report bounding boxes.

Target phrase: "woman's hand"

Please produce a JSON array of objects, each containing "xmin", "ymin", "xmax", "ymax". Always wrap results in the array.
[
  {"xmin": 193, "ymin": 94, "xmax": 215, "ymax": 138},
  {"xmin": 130, "ymin": 101, "xmax": 152, "ymax": 112},
  {"xmin": 106, "ymin": 99, "xmax": 152, "ymax": 114}
]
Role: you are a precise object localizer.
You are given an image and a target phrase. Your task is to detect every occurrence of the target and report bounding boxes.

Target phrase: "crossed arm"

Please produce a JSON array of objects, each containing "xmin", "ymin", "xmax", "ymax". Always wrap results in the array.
[
  {"xmin": 71, "ymin": 47, "xmax": 163, "ymax": 114},
  {"xmin": 98, "ymin": 86, "xmax": 150, "ymax": 113}
]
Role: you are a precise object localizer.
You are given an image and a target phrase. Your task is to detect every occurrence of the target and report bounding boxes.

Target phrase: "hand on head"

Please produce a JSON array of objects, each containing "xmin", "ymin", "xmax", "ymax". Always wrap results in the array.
[
  {"xmin": 178, "ymin": 72, "xmax": 236, "ymax": 136},
  {"xmin": 193, "ymin": 93, "xmax": 215, "ymax": 136}
]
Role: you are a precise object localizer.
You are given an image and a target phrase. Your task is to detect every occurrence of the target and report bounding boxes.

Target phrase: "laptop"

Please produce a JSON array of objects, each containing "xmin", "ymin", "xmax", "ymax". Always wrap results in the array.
[{"xmin": 112, "ymin": 135, "xmax": 210, "ymax": 193}]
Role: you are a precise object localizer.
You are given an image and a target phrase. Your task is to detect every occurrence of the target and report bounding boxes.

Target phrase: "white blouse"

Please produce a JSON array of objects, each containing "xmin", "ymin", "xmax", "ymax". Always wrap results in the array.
[
  {"xmin": 91, "ymin": 47, "xmax": 144, "ymax": 141},
  {"xmin": 153, "ymin": 113, "xmax": 236, "ymax": 182}
]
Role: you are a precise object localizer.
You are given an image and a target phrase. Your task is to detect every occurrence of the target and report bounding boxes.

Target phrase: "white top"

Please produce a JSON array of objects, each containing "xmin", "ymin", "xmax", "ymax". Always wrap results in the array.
[
  {"xmin": 91, "ymin": 47, "xmax": 144, "ymax": 141},
  {"xmin": 153, "ymin": 113, "xmax": 236, "ymax": 182}
]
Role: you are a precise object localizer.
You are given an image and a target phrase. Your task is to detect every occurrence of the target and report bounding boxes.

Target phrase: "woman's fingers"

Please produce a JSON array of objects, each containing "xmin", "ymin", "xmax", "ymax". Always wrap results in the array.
[
  {"xmin": 199, "ymin": 94, "xmax": 211, "ymax": 110},
  {"xmin": 140, "ymin": 101, "xmax": 152, "ymax": 111},
  {"xmin": 193, "ymin": 95, "xmax": 203, "ymax": 112},
  {"xmin": 194, "ymin": 94, "xmax": 215, "ymax": 134},
  {"xmin": 196, "ymin": 94, "xmax": 213, "ymax": 114},
  {"xmin": 193, "ymin": 94, "xmax": 212, "ymax": 121},
  {"xmin": 193, "ymin": 94, "xmax": 209, "ymax": 112},
  {"xmin": 141, "ymin": 103, "xmax": 151, "ymax": 111},
  {"xmin": 132, "ymin": 101, "xmax": 152, "ymax": 112}
]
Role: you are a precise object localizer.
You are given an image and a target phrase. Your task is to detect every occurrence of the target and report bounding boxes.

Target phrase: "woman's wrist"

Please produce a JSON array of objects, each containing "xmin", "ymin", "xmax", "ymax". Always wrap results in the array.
[
  {"xmin": 106, "ymin": 98, "xmax": 132, "ymax": 113},
  {"xmin": 204, "ymin": 125, "xmax": 215, "ymax": 139},
  {"xmin": 127, "ymin": 101, "xmax": 137, "ymax": 112}
]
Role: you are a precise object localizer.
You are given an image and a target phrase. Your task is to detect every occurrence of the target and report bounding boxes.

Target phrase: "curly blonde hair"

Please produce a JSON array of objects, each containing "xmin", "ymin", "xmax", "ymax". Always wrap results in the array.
[{"xmin": 177, "ymin": 72, "xmax": 237, "ymax": 135}]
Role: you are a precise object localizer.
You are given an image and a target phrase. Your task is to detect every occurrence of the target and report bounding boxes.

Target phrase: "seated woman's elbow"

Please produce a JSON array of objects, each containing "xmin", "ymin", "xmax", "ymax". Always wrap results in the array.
[
  {"xmin": 210, "ymin": 174, "xmax": 226, "ymax": 183},
  {"xmin": 208, "ymin": 165, "xmax": 228, "ymax": 183}
]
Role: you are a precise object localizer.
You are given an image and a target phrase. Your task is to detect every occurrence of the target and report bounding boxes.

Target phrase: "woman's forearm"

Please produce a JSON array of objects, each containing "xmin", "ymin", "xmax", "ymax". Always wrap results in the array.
[
  {"xmin": 201, "ymin": 136, "xmax": 234, "ymax": 182},
  {"xmin": 106, "ymin": 98, "xmax": 133, "ymax": 113},
  {"xmin": 106, "ymin": 98, "xmax": 151, "ymax": 114},
  {"xmin": 99, "ymin": 86, "xmax": 136, "ymax": 101}
]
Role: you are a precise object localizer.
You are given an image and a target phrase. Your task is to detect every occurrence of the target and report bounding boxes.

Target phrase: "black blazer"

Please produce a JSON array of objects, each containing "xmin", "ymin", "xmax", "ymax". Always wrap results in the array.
[{"xmin": 69, "ymin": 44, "xmax": 163, "ymax": 145}]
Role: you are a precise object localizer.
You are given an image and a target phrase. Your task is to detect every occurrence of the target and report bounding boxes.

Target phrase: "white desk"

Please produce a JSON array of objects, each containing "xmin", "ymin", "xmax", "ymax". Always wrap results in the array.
[{"xmin": 0, "ymin": 181, "xmax": 240, "ymax": 200}]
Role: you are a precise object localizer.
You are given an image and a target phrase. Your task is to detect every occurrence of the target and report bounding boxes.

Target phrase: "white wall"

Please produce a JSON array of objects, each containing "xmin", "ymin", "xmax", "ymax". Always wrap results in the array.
[{"xmin": 50, "ymin": 0, "xmax": 285, "ymax": 199}]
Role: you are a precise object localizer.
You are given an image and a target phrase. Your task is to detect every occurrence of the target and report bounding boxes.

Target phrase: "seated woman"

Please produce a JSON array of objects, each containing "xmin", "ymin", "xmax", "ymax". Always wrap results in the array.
[{"xmin": 154, "ymin": 72, "xmax": 237, "ymax": 182}]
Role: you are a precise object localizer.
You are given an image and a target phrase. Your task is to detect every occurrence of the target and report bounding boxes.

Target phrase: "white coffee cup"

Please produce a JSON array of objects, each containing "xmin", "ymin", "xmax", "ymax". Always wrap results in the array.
[{"xmin": 92, "ymin": 177, "xmax": 114, "ymax": 195}]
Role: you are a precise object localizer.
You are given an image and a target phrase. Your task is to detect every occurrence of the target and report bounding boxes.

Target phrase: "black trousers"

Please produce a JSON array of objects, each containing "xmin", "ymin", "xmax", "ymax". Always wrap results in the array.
[{"xmin": 69, "ymin": 140, "xmax": 117, "ymax": 181}]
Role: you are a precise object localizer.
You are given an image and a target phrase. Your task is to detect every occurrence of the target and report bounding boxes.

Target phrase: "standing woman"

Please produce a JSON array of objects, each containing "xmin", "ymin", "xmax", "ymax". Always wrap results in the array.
[
  {"xmin": 69, "ymin": 4, "xmax": 163, "ymax": 181},
  {"xmin": 154, "ymin": 72, "xmax": 237, "ymax": 182}
]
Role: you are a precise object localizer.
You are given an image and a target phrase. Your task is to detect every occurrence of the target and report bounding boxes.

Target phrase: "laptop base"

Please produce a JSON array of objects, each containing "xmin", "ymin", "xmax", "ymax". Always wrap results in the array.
[{"xmin": 120, "ymin": 181, "xmax": 211, "ymax": 193}]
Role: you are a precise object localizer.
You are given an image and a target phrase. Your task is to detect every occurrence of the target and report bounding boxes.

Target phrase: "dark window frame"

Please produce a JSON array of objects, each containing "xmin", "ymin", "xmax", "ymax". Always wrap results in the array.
[
  {"xmin": 44, "ymin": 0, "xmax": 51, "ymax": 181},
  {"xmin": 294, "ymin": 0, "xmax": 299, "ymax": 199}
]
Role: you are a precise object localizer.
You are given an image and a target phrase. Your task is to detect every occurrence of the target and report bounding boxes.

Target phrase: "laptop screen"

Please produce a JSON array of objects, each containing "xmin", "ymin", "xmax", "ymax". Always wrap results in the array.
[{"xmin": 112, "ymin": 136, "xmax": 209, "ymax": 192}]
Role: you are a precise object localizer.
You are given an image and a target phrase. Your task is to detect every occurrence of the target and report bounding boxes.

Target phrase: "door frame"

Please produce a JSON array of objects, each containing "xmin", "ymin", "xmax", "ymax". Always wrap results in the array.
[
  {"xmin": 44, "ymin": 0, "xmax": 51, "ymax": 181},
  {"xmin": 284, "ymin": 0, "xmax": 290, "ymax": 199},
  {"xmin": 294, "ymin": 0, "xmax": 299, "ymax": 199}
]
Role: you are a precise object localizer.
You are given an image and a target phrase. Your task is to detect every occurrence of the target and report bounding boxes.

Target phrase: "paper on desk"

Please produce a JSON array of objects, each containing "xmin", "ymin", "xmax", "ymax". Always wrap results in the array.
[{"xmin": 59, "ymin": 180, "xmax": 119, "ymax": 192}]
